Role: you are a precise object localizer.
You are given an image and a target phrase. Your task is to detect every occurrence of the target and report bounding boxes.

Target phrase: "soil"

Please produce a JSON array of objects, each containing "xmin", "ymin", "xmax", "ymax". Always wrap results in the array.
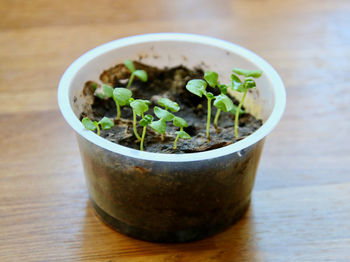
[{"xmin": 79, "ymin": 61, "xmax": 262, "ymax": 153}]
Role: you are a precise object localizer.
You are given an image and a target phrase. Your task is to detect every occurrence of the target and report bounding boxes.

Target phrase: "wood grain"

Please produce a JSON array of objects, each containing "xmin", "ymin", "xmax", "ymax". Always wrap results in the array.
[{"xmin": 1, "ymin": 0, "xmax": 350, "ymax": 261}]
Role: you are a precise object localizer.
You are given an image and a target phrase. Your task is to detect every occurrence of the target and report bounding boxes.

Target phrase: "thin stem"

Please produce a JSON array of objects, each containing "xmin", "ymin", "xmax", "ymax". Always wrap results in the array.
[
  {"xmin": 133, "ymin": 111, "xmax": 141, "ymax": 140},
  {"xmin": 173, "ymin": 127, "xmax": 183, "ymax": 150},
  {"xmin": 140, "ymin": 126, "xmax": 147, "ymax": 151},
  {"xmin": 114, "ymin": 98, "xmax": 121, "ymax": 120},
  {"xmin": 235, "ymin": 90, "xmax": 248, "ymax": 139},
  {"xmin": 126, "ymin": 73, "xmax": 135, "ymax": 89},
  {"xmin": 93, "ymin": 122, "xmax": 100, "ymax": 136},
  {"xmin": 206, "ymin": 98, "xmax": 212, "ymax": 141},
  {"xmin": 214, "ymin": 109, "xmax": 221, "ymax": 131}
]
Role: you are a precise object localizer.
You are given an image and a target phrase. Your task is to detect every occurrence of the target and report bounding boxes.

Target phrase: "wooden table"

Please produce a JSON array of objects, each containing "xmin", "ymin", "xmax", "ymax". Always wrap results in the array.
[{"xmin": 1, "ymin": 0, "xmax": 350, "ymax": 261}]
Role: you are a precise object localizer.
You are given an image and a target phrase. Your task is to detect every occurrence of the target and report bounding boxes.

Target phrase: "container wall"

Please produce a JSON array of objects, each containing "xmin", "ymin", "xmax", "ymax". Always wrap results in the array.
[
  {"xmin": 60, "ymin": 35, "xmax": 284, "ymax": 242},
  {"xmin": 77, "ymin": 134, "xmax": 265, "ymax": 242}
]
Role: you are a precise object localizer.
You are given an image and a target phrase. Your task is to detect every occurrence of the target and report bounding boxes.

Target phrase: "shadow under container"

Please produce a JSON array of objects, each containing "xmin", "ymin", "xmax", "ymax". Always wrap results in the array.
[{"xmin": 58, "ymin": 33, "xmax": 286, "ymax": 243}]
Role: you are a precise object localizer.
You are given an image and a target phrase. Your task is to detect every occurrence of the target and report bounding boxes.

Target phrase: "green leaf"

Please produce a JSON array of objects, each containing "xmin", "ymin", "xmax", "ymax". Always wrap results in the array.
[
  {"xmin": 149, "ymin": 118, "xmax": 166, "ymax": 134},
  {"xmin": 229, "ymin": 104, "xmax": 245, "ymax": 115},
  {"xmin": 175, "ymin": 130, "xmax": 191, "ymax": 139},
  {"xmin": 213, "ymin": 94, "xmax": 234, "ymax": 112},
  {"xmin": 205, "ymin": 92, "xmax": 214, "ymax": 99},
  {"xmin": 102, "ymin": 84, "xmax": 113, "ymax": 98},
  {"xmin": 113, "ymin": 88, "xmax": 132, "ymax": 106},
  {"xmin": 158, "ymin": 98, "xmax": 180, "ymax": 112},
  {"xmin": 124, "ymin": 59, "xmax": 135, "ymax": 72},
  {"xmin": 173, "ymin": 116, "xmax": 188, "ymax": 128},
  {"xmin": 232, "ymin": 68, "xmax": 263, "ymax": 78},
  {"xmin": 134, "ymin": 70, "xmax": 148, "ymax": 82},
  {"xmin": 204, "ymin": 71, "xmax": 219, "ymax": 88},
  {"xmin": 82, "ymin": 117, "xmax": 97, "ymax": 131},
  {"xmin": 218, "ymin": 84, "xmax": 227, "ymax": 95},
  {"xmin": 231, "ymin": 74, "xmax": 244, "ymax": 92},
  {"xmin": 154, "ymin": 106, "xmax": 174, "ymax": 121},
  {"xmin": 186, "ymin": 79, "xmax": 207, "ymax": 97},
  {"xmin": 130, "ymin": 99, "xmax": 150, "ymax": 116},
  {"xmin": 244, "ymin": 78, "xmax": 256, "ymax": 89},
  {"xmin": 140, "ymin": 114, "xmax": 154, "ymax": 127},
  {"xmin": 99, "ymin": 117, "xmax": 114, "ymax": 130}
]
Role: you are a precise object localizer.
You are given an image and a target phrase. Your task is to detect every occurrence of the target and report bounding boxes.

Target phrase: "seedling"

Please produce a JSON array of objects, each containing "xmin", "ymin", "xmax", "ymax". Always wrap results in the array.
[
  {"xmin": 149, "ymin": 98, "xmax": 179, "ymax": 140},
  {"xmin": 202, "ymin": 71, "xmax": 234, "ymax": 131},
  {"xmin": 124, "ymin": 59, "xmax": 148, "ymax": 89},
  {"xmin": 139, "ymin": 114, "xmax": 153, "ymax": 151},
  {"xmin": 186, "ymin": 79, "xmax": 214, "ymax": 141},
  {"xmin": 102, "ymin": 84, "xmax": 132, "ymax": 120},
  {"xmin": 81, "ymin": 116, "xmax": 114, "ymax": 136},
  {"xmin": 173, "ymin": 116, "xmax": 191, "ymax": 150},
  {"xmin": 213, "ymin": 92, "xmax": 235, "ymax": 129},
  {"xmin": 130, "ymin": 99, "xmax": 151, "ymax": 141},
  {"xmin": 231, "ymin": 68, "xmax": 263, "ymax": 138},
  {"xmin": 204, "ymin": 71, "xmax": 245, "ymax": 131}
]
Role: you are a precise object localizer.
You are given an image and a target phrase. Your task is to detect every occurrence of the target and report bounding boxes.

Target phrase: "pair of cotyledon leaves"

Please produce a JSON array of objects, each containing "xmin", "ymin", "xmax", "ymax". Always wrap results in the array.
[
  {"xmin": 186, "ymin": 71, "xmax": 234, "ymax": 113},
  {"xmin": 230, "ymin": 68, "xmax": 262, "ymax": 92},
  {"xmin": 139, "ymin": 115, "xmax": 190, "ymax": 139},
  {"xmin": 82, "ymin": 116, "xmax": 114, "ymax": 131},
  {"xmin": 147, "ymin": 113, "xmax": 190, "ymax": 138},
  {"xmin": 186, "ymin": 68, "xmax": 262, "ymax": 113},
  {"xmin": 102, "ymin": 85, "xmax": 132, "ymax": 106},
  {"xmin": 133, "ymin": 98, "xmax": 189, "ymax": 138},
  {"xmin": 98, "ymin": 59, "xmax": 147, "ymax": 101},
  {"xmin": 124, "ymin": 59, "xmax": 148, "ymax": 83},
  {"xmin": 148, "ymin": 115, "xmax": 190, "ymax": 139},
  {"xmin": 150, "ymin": 99, "xmax": 190, "ymax": 139}
]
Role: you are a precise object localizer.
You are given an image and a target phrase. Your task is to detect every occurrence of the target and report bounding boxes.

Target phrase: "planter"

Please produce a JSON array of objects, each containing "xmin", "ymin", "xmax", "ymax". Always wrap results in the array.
[{"xmin": 58, "ymin": 33, "xmax": 286, "ymax": 242}]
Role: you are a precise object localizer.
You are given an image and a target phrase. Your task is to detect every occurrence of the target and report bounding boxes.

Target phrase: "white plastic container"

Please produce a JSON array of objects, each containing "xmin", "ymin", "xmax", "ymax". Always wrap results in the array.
[{"xmin": 58, "ymin": 33, "xmax": 286, "ymax": 242}]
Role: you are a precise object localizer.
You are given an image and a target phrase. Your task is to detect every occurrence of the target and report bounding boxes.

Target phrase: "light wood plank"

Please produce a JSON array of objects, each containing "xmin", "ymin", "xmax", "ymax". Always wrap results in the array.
[{"xmin": 1, "ymin": 0, "xmax": 350, "ymax": 261}]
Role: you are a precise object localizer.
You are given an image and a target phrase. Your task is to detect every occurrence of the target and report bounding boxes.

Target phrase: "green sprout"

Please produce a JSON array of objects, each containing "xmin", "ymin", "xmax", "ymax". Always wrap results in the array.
[
  {"xmin": 150, "ymin": 105, "xmax": 171, "ymax": 139},
  {"xmin": 231, "ymin": 68, "xmax": 263, "ymax": 138},
  {"xmin": 204, "ymin": 71, "xmax": 245, "ymax": 131},
  {"xmin": 186, "ymin": 79, "xmax": 214, "ymax": 141},
  {"xmin": 139, "ymin": 114, "xmax": 153, "ymax": 151},
  {"xmin": 203, "ymin": 71, "xmax": 235, "ymax": 131},
  {"xmin": 213, "ymin": 92, "xmax": 235, "ymax": 129},
  {"xmin": 81, "ymin": 116, "xmax": 114, "ymax": 136},
  {"xmin": 102, "ymin": 84, "xmax": 132, "ymax": 120},
  {"xmin": 129, "ymin": 99, "xmax": 150, "ymax": 141},
  {"xmin": 173, "ymin": 116, "xmax": 191, "ymax": 150},
  {"xmin": 124, "ymin": 59, "xmax": 148, "ymax": 89},
  {"xmin": 149, "ymin": 98, "xmax": 180, "ymax": 140}
]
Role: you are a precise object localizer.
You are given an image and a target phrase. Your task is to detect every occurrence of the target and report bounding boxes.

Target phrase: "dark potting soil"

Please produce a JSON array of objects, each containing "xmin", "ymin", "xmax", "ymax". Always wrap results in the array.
[{"xmin": 79, "ymin": 61, "xmax": 263, "ymax": 153}]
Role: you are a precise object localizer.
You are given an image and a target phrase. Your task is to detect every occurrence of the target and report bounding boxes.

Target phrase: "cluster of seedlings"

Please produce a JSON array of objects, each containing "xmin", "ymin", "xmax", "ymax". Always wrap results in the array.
[{"xmin": 82, "ymin": 60, "xmax": 262, "ymax": 151}]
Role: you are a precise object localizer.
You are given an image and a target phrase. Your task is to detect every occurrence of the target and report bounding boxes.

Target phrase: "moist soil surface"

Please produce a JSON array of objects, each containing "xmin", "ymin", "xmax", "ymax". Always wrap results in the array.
[{"xmin": 80, "ymin": 62, "xmax": 262, "ymax": 153}]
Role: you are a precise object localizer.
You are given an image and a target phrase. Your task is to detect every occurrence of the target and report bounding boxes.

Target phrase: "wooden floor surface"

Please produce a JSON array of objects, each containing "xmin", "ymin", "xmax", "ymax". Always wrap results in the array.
[{"xmin": 1, "ymin": 0, "xmax": 350, "ymax": 261}]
